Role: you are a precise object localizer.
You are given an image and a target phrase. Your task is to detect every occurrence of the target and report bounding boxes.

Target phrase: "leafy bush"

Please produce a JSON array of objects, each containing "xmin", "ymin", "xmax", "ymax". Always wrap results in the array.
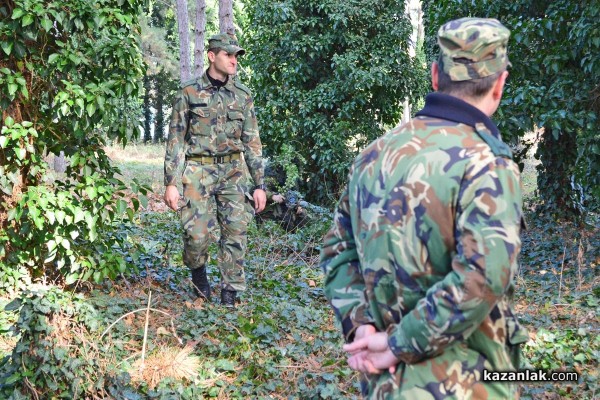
[
  {"xmin": 0, "ymin": 0, "xmax": 149, "ymax": 289},
  {"xmin": 245, "ymin": 0, "xmax": 429, "ymax": 204}
]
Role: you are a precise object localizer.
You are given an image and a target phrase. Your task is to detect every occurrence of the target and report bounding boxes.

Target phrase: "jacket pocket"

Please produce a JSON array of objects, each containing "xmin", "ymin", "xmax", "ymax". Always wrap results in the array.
[
  {"xmin": 190, "ymin": 107, "xmax": 212, "ymax": 136},
  {"xmin": 226, "ymin": 109, "xmax": 245, "ymax": 139}
]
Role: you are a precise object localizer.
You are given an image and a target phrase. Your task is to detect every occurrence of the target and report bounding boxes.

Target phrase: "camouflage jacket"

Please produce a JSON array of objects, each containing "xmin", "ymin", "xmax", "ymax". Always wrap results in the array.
[
  {"xmin": 320, "ymin": 93, "xmax": 529, "ymax": 389},
  {"xmin": 164, "ymin": 71, "xmax": 264, "ymax": 186}
]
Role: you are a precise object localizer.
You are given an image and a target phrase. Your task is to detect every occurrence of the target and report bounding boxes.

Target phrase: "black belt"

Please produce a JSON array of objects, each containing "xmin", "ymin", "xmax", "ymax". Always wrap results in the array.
[{"xmin": 187, "ymin": 153, "xmax": 241, "ymax": 165}]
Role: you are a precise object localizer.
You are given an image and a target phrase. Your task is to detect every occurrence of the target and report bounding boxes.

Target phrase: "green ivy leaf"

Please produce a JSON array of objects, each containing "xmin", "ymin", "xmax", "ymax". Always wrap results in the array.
[
  {"xmin": 11, "ymin": 8, "xmax": 25, "ymax": 19},
  {"xmin": 65, "ymin": 273, "xmax": 79, "ymax": 285},
  {"xmin": 86, "ymin": 102, "xmax": 96, "ymax": 117},
  {"xmin": 1, "ymin": 41, "xmax": 13, "ymax": 56},
  {"xmin": 8, "ymin": 83, "xmax": 18, "ymax": 97},
  {"xmin": 48, "ymin": 53, "xmax": 60, "ymax": 64},
  {"xmin": 4, "ymin": 298, "xmax": 22, "ymax": 311},
  {"xmin": 75, "ymin": 98, "xmax": 85, "ymax": 112},
  {"xmin": 16, "ymin": 148, "xmax": 26, "ymax": 160},
  {"xmin": 214, "ymin": 359, "xmax": 236, "ymax": 371},
  {"xmin": 41, "ymin": 17, "xmax": 53, "ymax": 32},
  {"xmin": 22, "ymin": 14, "xmax": 34, "ymax": 27},
  {"xmin": 85, "ymin": 186, "xmax": 97, "ymax": 200}
]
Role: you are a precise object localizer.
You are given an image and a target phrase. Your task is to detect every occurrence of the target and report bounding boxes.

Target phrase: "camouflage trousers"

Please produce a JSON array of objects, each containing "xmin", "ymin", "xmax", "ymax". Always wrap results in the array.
[
  {"xmin": 180, "ymin": 159, "xmax": 253, "ymax": 291},
  {"xmin": 362, "ymin": 342, "xmax": 521, "ymax": 399}
]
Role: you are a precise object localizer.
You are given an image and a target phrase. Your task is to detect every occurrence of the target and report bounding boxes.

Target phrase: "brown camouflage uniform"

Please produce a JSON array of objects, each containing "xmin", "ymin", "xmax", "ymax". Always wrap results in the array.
[{"xmin": 164, "ymin": 68, "xmax": 264, "ymax": 292}]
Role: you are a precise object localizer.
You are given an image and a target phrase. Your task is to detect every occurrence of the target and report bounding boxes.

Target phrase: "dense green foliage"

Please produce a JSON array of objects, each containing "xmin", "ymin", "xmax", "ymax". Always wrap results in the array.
[
  {"xmin": 423, "ymin": 0, "xmax": 600, "ymax": 215},
  {"xmin": 244, "ymin": 0, "xmax": 429, "ymax": 204},
  {"xmin": 0, "ymin": 0, "xmax": 148, "ymax": 289}
]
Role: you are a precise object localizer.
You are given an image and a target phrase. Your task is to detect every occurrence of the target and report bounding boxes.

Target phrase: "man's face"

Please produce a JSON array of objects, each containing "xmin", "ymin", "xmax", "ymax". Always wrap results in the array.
[{"xmin": 209, "ymin": 49, "xmax": 238, "ymax": 78}]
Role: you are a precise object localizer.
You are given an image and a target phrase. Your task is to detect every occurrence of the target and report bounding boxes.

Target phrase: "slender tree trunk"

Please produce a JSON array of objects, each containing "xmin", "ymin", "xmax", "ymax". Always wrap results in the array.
[
  {"xmin": 175, "ymin": 0, "xmax": 192, "ymax": 83},
  {"xmin": 143, "ymin": 74, "xmax": 153, "ymax": 143},
  {"xmin": 218, "ymin": 0, "xmax": 234, "ymax": 34},
  {"xmin": 154, "ymin": 70, "xmax": 167, "ymax": 143},
  {"xmin": 193, "ymin": 0, "xmax": 207, "ymax": 78}
]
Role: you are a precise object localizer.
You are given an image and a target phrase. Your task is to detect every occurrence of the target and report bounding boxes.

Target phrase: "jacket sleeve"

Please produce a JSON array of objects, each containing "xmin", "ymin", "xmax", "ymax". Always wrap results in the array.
[
  {"xmin": 386, "ymin": 157, "xmax": 523, "ymax": 363},
  {"xmin": 164, "ymin": 90, "xmax": 189, "ymax": 186},
  {"xmin": 241, "ymin": 96, "xmax": 264, "ymax": 186},
  {"xmin": 320, "ymin": 177, "xmax": 376, "ymax": 342}
]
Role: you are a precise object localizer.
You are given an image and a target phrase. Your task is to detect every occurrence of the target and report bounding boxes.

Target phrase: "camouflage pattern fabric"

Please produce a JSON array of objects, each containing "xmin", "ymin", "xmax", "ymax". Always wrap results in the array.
[
  {"xmin": 207, "ymin": 33, "xmax": 245, "ymax": 55},
  {"xmin": 181, "ymin": 159, "xmax": 252, "ymax": 291},
  {"xmin": 165, "ymin": 71, "xmax": 264, "ymax": 291},
  {"xmin": 438, "ymin": 18, "xmax": 511, "ymax": 81},
  {"xmin": 256, "ymin": 190, "xmax": 310, "ymax": 232},
  {"xmin": 164, "ymin": 72, "xmax": 264, "ymax": 188},
  {"xmin": 320, "ymin": 92, "xmax": 528, "ymax": 399}
]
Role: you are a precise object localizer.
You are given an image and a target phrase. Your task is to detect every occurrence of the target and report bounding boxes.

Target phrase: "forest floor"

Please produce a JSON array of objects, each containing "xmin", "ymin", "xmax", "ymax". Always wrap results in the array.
[{"xmin": 1, "ymin": 143, "xmax": 598, "ymax": 399}]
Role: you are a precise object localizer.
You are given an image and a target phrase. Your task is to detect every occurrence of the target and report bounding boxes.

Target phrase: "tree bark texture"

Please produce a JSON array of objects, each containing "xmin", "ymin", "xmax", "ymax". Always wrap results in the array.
[
  {"xmin": 193, "ymin": 0, "xmax": 207, "ymax": 78},
  {"xmin": 53, "ymin": 151, "xmax": 66, "ymax": 173},
  {"xmin": 176, "ymin": 0, "xmax": 192, "ymax": 83},
  {"xmin": 143, "ymin": 74, "xmax": 153, "ymax": 143},
  {"xmin": 154, "ymin": 76, "xmax": 166, "ymax": 143},
  {"xmin": 218, "ymin": 0, "xmax": 235, "ymax": 35}
]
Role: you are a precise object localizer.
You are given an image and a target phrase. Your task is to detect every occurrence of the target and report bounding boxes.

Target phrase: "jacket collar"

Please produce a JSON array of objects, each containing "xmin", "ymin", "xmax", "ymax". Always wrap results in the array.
[
  {"xmin": 201, "ymin": 70, "xmax": 235, "ymax": 91},
  {"xmin": 415, "ymin": 92, "xmax": 501, "ymax": 139}
]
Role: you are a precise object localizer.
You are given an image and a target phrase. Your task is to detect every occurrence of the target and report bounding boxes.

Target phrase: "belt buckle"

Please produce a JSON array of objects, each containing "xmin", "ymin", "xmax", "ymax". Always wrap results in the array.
[{"xmin": 215, "ymin": 155, "xmax": 225, "ymax": 164}]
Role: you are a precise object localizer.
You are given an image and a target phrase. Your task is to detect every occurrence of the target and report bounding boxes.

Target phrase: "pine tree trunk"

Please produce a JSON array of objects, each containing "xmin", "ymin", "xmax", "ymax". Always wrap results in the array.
[
  {"xmin": 193, "ymin": 0, "xmax": 207, "ymax": 78},
  {"xmin": 218, "ymin": 0, "xmax": 234, "ymax": 35},
  {"xmin": 154, "ymin": 72, "xmax": 165, "ymax": 143},
  {"xmin": 143, "ymin": 74, "xmax": 153, "ymax": 143},
  {"xmin": 176, "ymin": 0, "xmax": 192, "ymax": 83}
]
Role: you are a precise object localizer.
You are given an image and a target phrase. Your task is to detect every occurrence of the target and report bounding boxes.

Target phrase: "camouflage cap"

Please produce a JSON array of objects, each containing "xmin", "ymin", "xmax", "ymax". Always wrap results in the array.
[
  {"xmin": 207, "ymin": 33, "xmax": 245, "ymax": 56},
  {"xmin": 438, "ymin": 17, "xmax": 510, "ymax": 81}
]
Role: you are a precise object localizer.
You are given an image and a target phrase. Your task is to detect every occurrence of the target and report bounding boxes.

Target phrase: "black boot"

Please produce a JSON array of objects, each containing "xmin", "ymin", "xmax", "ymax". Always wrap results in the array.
[
  {"xmin": 191, "ymin": 267, "xmax": 211, "ymax": 301},
  {"xmin": 221, "ymin": 289, "xmax": 237, "ymax": 308}
]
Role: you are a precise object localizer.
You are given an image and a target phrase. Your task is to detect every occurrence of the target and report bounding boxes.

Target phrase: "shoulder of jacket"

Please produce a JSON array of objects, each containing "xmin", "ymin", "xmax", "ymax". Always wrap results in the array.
[
  {"xmin": 233, "ymin": 80, "xmax": 252, "ymax": 96},
  {"xmin": 182, "ymin": 76, "xmax": 214, "ymax": 90},
  {"xmin": 474, "ymin": 123, "xmax": 513, "ymax": 159},
  {"xmin": 180, "ymin": 78, "xmax": 199, "ymax": 89}
]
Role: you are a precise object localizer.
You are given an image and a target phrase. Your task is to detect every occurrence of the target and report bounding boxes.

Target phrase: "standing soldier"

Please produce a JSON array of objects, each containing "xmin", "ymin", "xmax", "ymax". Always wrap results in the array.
[
  {"xmin": 320, "ymin": 18, "xmax": 529, "ymax": 398},
  {"xmin": 164, "ymin": 33, "xmax": 266, "ymax": 308}
]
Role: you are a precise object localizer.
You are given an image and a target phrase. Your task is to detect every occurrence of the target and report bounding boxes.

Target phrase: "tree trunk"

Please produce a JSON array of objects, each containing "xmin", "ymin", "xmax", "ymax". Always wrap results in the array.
[
  {"xmin": 54, "ymin": 151, "xmax": 66, "ymax": 173},
  {"xmin": 175, "ymin": 0, "xmax": 192, "ymax": 83},
  {"xmin": 143, "ymin": 74, "xmax": 153, "ymax": 144},
  {"xmin": 193, "ymin": 0, "xmax": 207, "ymax": 78},
  {"xmin": 154, "ymin": 75, "xmax": 165, "ymax": 143},
  {"xmin": 218, "ymin": 0, "xmax": 234, "ymax": 35}
]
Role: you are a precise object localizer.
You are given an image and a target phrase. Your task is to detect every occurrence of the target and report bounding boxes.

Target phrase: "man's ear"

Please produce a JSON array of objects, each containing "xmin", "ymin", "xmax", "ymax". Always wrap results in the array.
[
  {"xmin": 492, "ymin": 70, "xmax": 509, "ymax": 100},
  {"xmin": 207, "ymin": 50, "xmax": 216, "ymax": 63},
  {"xmin": 431, "ymin": 62, "xmax": 439, "ymax": 91}
]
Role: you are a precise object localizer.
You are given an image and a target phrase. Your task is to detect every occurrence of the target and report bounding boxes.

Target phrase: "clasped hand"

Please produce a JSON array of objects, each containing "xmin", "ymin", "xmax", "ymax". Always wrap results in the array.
[{"xmin": 343, "ymin": 325, "xmax": 399, "ymax": 375}]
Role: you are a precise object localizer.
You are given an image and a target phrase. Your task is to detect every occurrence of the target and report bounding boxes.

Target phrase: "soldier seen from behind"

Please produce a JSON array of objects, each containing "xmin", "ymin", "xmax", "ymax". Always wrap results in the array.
[
  {"xmin": 320, "ymin": 18, "xmax": 528, "ymax": 399},
  {"xmin": 163, "ymin": 33, "xmax": 267, "ymax": 308}
]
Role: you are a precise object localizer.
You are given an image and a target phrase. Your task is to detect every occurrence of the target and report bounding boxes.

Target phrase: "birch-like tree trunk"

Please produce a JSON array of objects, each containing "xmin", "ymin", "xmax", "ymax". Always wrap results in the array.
[
  {"xmin": 193, "ymin": 0, "xmax": 207, "ymax": 78},
  {"xmin": 175, "ymin": 0, "xmax": 192, "ymax": 83},
  {"xmin": 218, "ymin": 0, "xmax": 234, "ymax": 35}
]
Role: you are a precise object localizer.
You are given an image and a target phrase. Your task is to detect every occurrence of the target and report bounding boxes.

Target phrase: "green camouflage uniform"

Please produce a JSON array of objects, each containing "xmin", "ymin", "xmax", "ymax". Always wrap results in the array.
[
  {"xmin": 320, "ymin": 18, "xmax": 528, "ymax": 399},
  {"xmin": 164, "ymin": 56, "xmax": 264, "ymax": 292}
]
